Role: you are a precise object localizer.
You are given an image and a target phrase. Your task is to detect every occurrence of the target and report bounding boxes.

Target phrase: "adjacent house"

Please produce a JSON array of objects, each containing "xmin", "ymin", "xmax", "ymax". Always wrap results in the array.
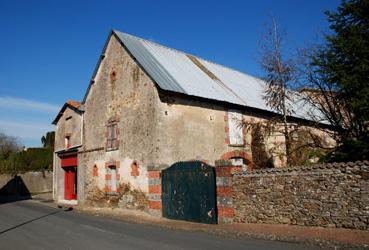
[{"xmin": 52, "ymin": 30, "xmax": 332, "ymax": 206}]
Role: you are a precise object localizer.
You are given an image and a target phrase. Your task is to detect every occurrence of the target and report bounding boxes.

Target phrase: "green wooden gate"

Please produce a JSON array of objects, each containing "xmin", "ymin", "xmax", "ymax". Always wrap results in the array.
[{"xmin": 162, "ymin": 161, "xmax": 217, "ymax": 224}]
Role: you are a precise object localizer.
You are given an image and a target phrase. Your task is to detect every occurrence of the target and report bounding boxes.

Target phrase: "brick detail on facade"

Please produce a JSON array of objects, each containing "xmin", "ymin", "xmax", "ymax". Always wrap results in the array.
[
  {"xmin": 242, "ymin": 126, "xmax": 247, "ymax": 146},
  {"xmin": 148, "ymin": 184, "xmax": 161, "ymax": 194},
  {"xmin": 92, "ymin": 165, "xmax": 98, "ymax": 177},
  {"xmin": 105, "ymin": 161, "xmax": 120, "ymax": 169},
  {"xmin": 215, "ymin": 164, "xmax": 241, "ymax": 224},
  {"xmin": 131, "ymin": 161, "xmax": 140, "ymax": 177},
  {"xmin": 104, "ymin": 161, "xmax": 120, "ymax": 193},
  {"xmin": 148, "ymin": 200, "xmax": 162, "ymax": 210},
  {"xmin": 224, "ymin": 126, "xmax": 229, "ymax": 133},
  {"xmin": 220, "ymin": 150, "xmax": 254, "ymax": 170},
  {"xmin": 148, "ymin": 170, "xmax": 162, "ymax": 216},
  {"xmin": 104, "ymin": 185, "xmax": 112, "ymax": 193},
  {"xmin": 224, "ymin": 112, "xmax": 229, "ymax": 145}
]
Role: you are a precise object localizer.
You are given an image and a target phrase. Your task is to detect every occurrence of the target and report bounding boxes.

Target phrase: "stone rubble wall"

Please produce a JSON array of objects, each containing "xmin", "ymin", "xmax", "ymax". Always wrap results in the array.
[{"xmin": 231, "ymin": 161, "xmax": 369, "ymax": 230}]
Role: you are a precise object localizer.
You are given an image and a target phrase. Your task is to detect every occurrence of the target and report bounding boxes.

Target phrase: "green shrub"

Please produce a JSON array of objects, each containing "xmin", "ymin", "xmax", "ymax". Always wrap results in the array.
[{"xmin": 0, "ymin": 147, "xmax": 53, "ymax": 175}]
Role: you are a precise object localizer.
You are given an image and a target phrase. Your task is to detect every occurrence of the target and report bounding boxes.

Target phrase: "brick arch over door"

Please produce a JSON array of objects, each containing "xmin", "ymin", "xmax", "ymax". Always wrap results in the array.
[{"xmin": 220, "ymin": 150, "xmax": 254, "ymax": 170}]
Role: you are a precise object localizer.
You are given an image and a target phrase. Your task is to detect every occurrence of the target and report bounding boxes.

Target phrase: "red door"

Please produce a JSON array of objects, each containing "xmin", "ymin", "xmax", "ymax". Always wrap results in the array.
[
  {"xmin": 61, "ymin": 154, "xmax": 78, "ymax": 200},
  {"xmin": 64, "ymin": 167, "xmax": 77, "ymax": 200}
]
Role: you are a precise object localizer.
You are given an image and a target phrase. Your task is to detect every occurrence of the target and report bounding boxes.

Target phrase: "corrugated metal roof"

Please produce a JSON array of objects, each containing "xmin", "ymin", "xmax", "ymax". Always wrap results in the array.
[{"xmin": 113, "ymin": 30, "xmax": 319, "ymax": 121}]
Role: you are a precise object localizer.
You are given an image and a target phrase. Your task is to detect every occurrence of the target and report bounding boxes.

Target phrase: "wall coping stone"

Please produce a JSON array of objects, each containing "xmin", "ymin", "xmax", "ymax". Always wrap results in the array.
[{"xmin": 232, "ymin": 160, "xmax": 369, "ymax": 177}]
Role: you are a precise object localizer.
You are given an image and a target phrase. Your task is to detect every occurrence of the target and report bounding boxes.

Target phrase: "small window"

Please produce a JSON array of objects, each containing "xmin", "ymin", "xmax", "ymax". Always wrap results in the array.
[
  {"xmin": 65, "ymin": 136, "xmax": 70, "ymax": 148},
  {"xmin": 93, "ymin": 165, "xmax": 98, "ymax": 177},
  {"xmin": 106, "ymin": 122, "xmax": 119, "ymax": 151}
]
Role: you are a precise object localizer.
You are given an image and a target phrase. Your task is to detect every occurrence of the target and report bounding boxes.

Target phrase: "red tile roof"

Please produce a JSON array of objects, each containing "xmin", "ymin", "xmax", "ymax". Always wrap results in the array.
[
  {"xmin": 66, "ymin": 100, "xmax": 81, "ymax": 109},
  {"xmin": 52, "ymin": 100, "xmax": 82, "ymax": 125}
]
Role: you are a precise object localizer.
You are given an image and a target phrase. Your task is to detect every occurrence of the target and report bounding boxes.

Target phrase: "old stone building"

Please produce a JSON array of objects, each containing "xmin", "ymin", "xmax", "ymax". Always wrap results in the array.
[{"xmin": 52, "ymin": 30, "xmax": 332, "ymax": 207}]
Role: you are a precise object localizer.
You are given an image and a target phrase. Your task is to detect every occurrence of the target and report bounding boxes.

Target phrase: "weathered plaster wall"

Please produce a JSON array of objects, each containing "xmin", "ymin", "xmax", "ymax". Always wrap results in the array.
[
  {"xmin": 82, "ymin": 34, "xmax": 160, "ymax": 202},
  {"xmin": 53, "ymin": 107, "xmax": 82, "ymax": 202},
  {"xmin": 53, "ymin": 156, "xmax": 63, "ymax": 201},
  {"xmin": 54, "ymin": 107, "xmax": 82, "ymax": 151},
  {"xmin": 80, "ymin": 34, "xmax": 260, "ymax": 208},
  {"xmin": 153, "ymin": 95, "xmax": 231, "ymax": 166},
  {"xmin": 72, "ymin": 32, "xmax": 335, "ymax": 209}
]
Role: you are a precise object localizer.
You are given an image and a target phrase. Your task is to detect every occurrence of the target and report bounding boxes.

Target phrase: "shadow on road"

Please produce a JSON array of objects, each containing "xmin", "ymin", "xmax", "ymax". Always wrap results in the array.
[
  {"xmin": 0, "ymin": 175, "xmax": 31, "ymax": 205},
  {"xmin": 0, "ymin": 209, "xmax": 61, "ymax": 236}
]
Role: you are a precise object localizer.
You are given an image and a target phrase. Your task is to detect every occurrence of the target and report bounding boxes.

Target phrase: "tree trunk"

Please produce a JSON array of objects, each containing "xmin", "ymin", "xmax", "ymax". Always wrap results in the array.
[{"xmin": 282, "ymin": 98, "xmax": 291, "ymax": 167}]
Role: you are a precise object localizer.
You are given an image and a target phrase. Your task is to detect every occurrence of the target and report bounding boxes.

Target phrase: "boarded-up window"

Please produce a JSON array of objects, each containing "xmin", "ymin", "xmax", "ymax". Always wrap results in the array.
[
  {"xmin": 105, "ymin": 165, "xmax": 118, "ymax": 193},
  {"xmin": 109, "ymin": 166, "xmax": 117, "ymax": 193},
  {"xmin": 106, "ymin": 122, "xmax": 119, "ymax": 151},
  {"xmin": 228, "ymin": 110, "xmax": 243, "ymax": 145}
]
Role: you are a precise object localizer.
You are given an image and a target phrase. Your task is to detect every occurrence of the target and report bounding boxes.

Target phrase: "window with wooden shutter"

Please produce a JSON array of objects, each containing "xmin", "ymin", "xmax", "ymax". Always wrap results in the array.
[
  {"xmin": 106, "ymin": 122, "xmax": 119, "ymax": 151},
  {"xmin": 228, "ymin": 110, "xmax": 244, "ymax": 145}
]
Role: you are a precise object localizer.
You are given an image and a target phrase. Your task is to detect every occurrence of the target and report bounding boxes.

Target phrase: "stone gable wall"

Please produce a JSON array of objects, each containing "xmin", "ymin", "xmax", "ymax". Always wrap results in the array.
[
  {"xmin": 229, "ymin": 161, "xmax": 369, "ymax": 230},
  {"xmin": 54, "ymin": 107, "xmax": 82, "ymax": 151}
]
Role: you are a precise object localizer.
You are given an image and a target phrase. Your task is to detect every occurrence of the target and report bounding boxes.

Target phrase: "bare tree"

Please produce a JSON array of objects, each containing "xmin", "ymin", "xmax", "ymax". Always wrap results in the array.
[
  {"xmin": 0, "ymin": 131, "xmax": 20, "ymax": 159},
  {"xmin": 257, "ymin": 16, "xmax": 297, "ymax": 167}
]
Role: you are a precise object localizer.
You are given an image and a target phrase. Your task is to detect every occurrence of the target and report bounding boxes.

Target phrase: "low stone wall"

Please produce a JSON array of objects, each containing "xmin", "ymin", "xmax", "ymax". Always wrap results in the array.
[
  {"xmin": 0, "ymin": 171, "xmax": 53, "ymax": 195},
  {"xmin": 230, "ymin": 161, "xmax": 369, "ymax": 230}
]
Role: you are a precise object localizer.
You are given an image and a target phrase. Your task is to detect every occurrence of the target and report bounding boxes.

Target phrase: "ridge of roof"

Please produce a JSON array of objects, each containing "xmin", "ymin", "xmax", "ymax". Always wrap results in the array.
[
  {"xmin": 52, "ymin": 100, "xmax": 83, "ymax": 125},
  {"xmin": 66, "ymin": 100, "xmax": 81, "ymax": 109}
]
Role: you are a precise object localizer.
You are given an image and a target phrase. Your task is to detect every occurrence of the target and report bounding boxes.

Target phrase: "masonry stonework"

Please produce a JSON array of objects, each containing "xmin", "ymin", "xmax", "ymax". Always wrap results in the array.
[
  {"xmin": 80, "ymin": 34, "xmax": 253, "ymax": 204},
  {"xmin": 53, "ymin": 105, "xmax": 82, "ymax": 202},
  {"xmin": 147, "ymin": 168, "xmax": 162, "ymax": 216},
  {"xmin": 230, "ymin": 161, "xmax": 369, "ymax": 230},
  {"xmin": 53, "ymin": 30, "xmax": 336, "ymax": 212},
  {"xmin": 215, "ymin": 161, "xmax": 235, "ymax": 224},
  {"xmin": 81, "ymin": 34, "xmax": 159, "ymax": 203}
]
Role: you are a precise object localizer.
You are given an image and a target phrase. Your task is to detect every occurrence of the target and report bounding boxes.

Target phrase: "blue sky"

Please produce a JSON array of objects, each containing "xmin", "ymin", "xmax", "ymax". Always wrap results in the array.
[{"xmin": 0, "ymin": 0, "xmax": 339, "ymax": 147}]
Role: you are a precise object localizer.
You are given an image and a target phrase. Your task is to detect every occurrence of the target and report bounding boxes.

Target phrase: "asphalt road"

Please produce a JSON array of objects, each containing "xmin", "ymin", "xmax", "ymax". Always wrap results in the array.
[{"xmin": 0, "ymin": 200, "xmax": 318, "ymax": 250}]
